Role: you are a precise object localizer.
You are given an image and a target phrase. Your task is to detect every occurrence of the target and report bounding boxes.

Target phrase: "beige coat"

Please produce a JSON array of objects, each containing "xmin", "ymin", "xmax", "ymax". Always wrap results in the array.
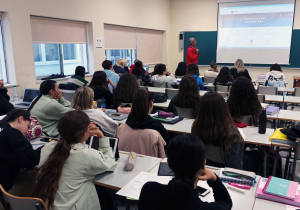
[{"xmin": 115, "ymin": 124, "xmax": 166, "ymax": 158}]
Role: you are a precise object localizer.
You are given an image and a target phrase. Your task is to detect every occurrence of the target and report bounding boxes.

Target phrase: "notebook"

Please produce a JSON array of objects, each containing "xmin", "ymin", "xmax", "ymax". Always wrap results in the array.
[
  {"xmin": 263, "ymin": 176, "xmax": 298, "ymax": 200},
  {"xmin": 266, "ymin": 106, "xmax": 280, "ymax": 115}
]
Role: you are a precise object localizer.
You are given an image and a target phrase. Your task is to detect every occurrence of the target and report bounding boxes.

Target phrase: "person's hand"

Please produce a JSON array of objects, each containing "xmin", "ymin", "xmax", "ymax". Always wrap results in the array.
[
  {"xmin": 195, "ymin": 49, "xmax": 199, "ymax": 54},
  {"xmin": 166, "ymin": 70, "xmax": 171, "ymax": 75},
  {"xmin": 99, "ymin": 108, "xmax": 106, "ymax": 112},
  {"xmin": 54, "ymin": 89, "xmax": 62, "ymax": 99},
  {"xmin": 108, "ymin": 79, "xmax": 114, "ymax": 86},
  {"xmin": 0, "ymin": 80, "xmax": 4, "ymax": 89},
  {"xmin": 198, "ymin": 166, "xmax": 217, "ymax": 182},
  {"xmin": 89, "ymin": 122, "xmax": 104, "ymax": 138}
]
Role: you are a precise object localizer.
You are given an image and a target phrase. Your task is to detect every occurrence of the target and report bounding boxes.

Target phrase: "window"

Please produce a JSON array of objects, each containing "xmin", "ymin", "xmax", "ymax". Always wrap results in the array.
[
  {"xmin": 30, "ymin": 17, "xmax": 88, "ymax": 78},
  {"xmin": 105, "ymin": 49, "xmax": 137, "ymax": 66},
  {"xmin": 0, "ymin": 19, "xmax": 8, "ymax": 83}
]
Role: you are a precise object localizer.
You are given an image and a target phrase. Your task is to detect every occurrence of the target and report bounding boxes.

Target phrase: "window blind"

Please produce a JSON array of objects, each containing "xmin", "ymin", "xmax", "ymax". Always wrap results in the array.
[{"xmin": 104, "ymin": 24, "xmax": 136, "ymax": 49}]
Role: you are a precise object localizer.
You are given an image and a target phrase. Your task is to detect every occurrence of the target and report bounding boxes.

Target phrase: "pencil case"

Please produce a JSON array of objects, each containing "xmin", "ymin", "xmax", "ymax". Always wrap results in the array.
[
  {"xmin": 222, "ymin": 167, "xmax": 256, "ymax": 181},
  {"xmin": 124, "ymin": 152, "xmax": 137, "ymax": 171},
  {"xmin": 158, "ymin": 111, "xmax": 174, "ymax": 118}
]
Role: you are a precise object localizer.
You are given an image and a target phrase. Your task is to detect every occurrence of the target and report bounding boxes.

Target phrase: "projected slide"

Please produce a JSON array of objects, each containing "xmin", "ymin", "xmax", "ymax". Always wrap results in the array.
[{"xmin": 217, "ymin": 1, "xmax": 295, "ymax": 64}]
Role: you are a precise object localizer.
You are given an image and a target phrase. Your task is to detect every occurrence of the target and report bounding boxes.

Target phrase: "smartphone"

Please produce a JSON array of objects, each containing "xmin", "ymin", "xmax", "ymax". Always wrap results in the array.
[
  {"xmin": 197, "ymin": 186, "xmax": 210, "ymax": 197},
  {"xmin": 40, "ymin": 137, "xmax": 57, "ymax": 142},
  {"xmin": 110, "ymin": 113, "xmax": 122, "ymax": 117}
]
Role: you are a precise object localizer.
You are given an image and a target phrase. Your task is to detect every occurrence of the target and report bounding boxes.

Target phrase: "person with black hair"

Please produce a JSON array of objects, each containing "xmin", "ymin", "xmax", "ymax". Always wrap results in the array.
[
  {"xmin": 89, "ymin": 71, "xmax": 114, "ymax": 108},
  {"xmin": 213, "ymin": 67, "xmax": 233, "ymax": 90},
  {"xmin": 264, "ymin": 63, "xmax": 285, "ymax": 87},
  {"xmin": 67, "ymin": 66, "xmax": 89, "ymax": 88},
  {"xmin": 151, "ymin": 64, "xmax": 177, "ymax": 88},
  {"xmin": 138, "ymin": 134, "xmax": 232, "ymax": 210},
  {"xmin": 129, "ymin": 59, "xmax": 140, "ymax": 73},
  {"xmin": 174, "ymin": 62, "xmax": 187, "ymax": 76},
  {"xmin": 0, "ymin": 79, "xmax": 14, "ymax": 115},
  {"xmin": 28, "ymin": 80, "xmax": 73, "ymax": 137},
  {"xmin": 103, "ymin": 60, "xmax": 120, "ymax": 91},
  {"xmin": 187, "ymin": 63, "xmax": 204, "ymax": 90},
  {"xmin": 132, "ymin": 61, "xmax": 152, "ymax": 86},
  {"xmin": 0, "ymin": 109, "xmax": 42, "ymax": 191}
]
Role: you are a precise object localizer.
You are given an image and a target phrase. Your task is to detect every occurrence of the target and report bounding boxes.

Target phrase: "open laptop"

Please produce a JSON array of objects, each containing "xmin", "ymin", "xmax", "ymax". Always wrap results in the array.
[
  {"xmin": 144, "ymin": 65, "xmax": 149, "ymax": 72},
  {"xmin": 14, "ymin": 88, "xmax": 40, "ymax": 109}
]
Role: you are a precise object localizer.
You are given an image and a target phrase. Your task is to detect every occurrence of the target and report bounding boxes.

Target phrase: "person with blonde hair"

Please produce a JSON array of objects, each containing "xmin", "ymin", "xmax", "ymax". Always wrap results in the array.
[
  {"xmin": 114, "ymin": 58, "xmax": 129, "ymax": 74},
  {"xmin": 204, "ymin": 61, "xmax": 219, "ymax": 78},
  {"xmin": 230, "ymin": 59, "xmax": 252, "ymax": 81},
  {"xmin": 72, "ymin": 86, "xmax": 119, "ymax": 137}
]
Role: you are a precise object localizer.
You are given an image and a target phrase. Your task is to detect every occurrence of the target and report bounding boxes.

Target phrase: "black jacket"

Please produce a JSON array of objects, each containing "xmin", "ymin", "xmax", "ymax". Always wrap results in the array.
[
  {"xmin": 133, "ymin": 73, "xmax": 152, "ymax": 86},
  {"xmin": 0, "ymin": 123, "xmax": 42, "ymax": 191},
  {"xmin": 175, "ymin": 62, "xmax": 187, "ymax": 76},
  {"xmin": 113, "ymin": 65, "xmax": 127, "ymax": 74},
  {"xmin": 0, "ymin": 88, "xmax": 14, "ymax": 116},
  {"xmin": 138, "ymin": 176, "xmax": 232, "ymax": 210},
  {"xmin": 126, "ymin": 115, "xmax": 169, "ymax": 144},
  {"xmin": 230, "ymin": 68, "xmax": 252, "ymax": 81},
  {"xmin": 91, "ymin": 86, "xmax": 113, "ymax": 108}
]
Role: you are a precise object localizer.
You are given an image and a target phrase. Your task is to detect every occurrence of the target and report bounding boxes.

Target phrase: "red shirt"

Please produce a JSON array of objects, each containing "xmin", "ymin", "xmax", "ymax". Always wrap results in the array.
[{"xmin": 186, "ymin": 46, "xmax": 199, "ymax": 66}]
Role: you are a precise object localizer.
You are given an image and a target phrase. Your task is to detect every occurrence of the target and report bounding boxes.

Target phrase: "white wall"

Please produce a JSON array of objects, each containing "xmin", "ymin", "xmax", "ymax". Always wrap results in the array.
[
  {"xmin": 0, "ymin": 0, "xmax": 171, "ymax": 97},
  {"xmin": 170, "ymin": 0, "xmax": 300, "ymax": 87}
]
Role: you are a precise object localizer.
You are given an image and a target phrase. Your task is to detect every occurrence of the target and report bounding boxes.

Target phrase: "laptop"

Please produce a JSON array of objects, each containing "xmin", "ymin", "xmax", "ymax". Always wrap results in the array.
[
  {"xmin": 14, "ymin": 88, "xmax": 40, "ymax": 109},
  {"xmin": 144, "ymin": 65, "xmax": 149, "ymax": 72}
]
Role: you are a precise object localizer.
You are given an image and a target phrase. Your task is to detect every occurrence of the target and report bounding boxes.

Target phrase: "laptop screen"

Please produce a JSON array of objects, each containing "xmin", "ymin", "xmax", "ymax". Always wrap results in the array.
[
  {"xmin": 23, "ymin": 89, "xmax": 40, "ymax": 103},
  {"xmin": 144, "ymin": 66, "xmax": 149, "ymax": 72}
]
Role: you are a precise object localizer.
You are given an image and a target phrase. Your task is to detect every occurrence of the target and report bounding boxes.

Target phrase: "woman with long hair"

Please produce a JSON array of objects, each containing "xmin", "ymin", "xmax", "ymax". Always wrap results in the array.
[
  {"xmin": 192, "ymin": 91, "xmax": 244, "ymax": 169},
  {"xmin": 32, "ymin": 110, "xmax": 117, "ymax": 210},
  {"xmin": 166, "ymin": 75, "xmax": 201, "ymax": 119},
  {"xmin": 132, "ymin": 61, "xmax": 152, "ymax": 86},
  {"xmin": 186, "ymin": 63, "xmax": 204, "ymax": 90},
  {"xmin": 227, "ymin": 77, "xmax": 262, "ymax": 125},
  {"xmin": 28, "ymin": 80, "xmax": 72, "ymax": 137},
  {"xmin": 89, "ymin": 71, "xmax": 114, "ymax": 108},
  {"xmin": 138, "ymin": 134, "xmax": 232, "ymax": 210},
  {"xmin": 230, "ymin": 59, "xmax": 252, "ymax": 80},
  {"xmin": 0, "ymin": 109, "xmax": 41, "ymax": 191},
  {"xmin": 112, "ymin": 73, "xmax": 139, "ymax": 107},
  {"xmin": 204, "ymin": 61, "xmax": 219, "ymax": 78},
  {"xmin": 175, "ymin": 62, "xmax": 187, "ymax": 76},
  {"xmin": 213, "ymin": 67, "xmax": 233, "ymax": 90},
  {"xmin": 72, "ymin": 87, "xmax": 118, "ymax": 137}
]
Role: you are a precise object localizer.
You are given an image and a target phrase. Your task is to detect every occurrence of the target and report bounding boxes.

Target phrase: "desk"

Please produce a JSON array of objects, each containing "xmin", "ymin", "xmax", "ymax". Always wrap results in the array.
[
  {"xmin": 284, "ymin": 96, "xmax": 300, "ymax": 104},
  {"xmin": 241, "ymin": 127, "xmax": 272, "ymax": 147},
  {"xmin": 278, "ymin": 87, "xmax": 295, "ymax": 93},
  {"xmin": 153, "ymin": 99, "xmax": 170, "ymax": 109},
  {"xmin": 265, "ymin": 95, "xmax": 284, "ymax": 103},
  {"xmin": 252, "ymin": 198, "xmax": 285, "ymax": 210},
  {"xmin": 148, "ymin": 87, "xmax": 165, "ymax": 94},
  {"xmin": 204, "ymin": 83, "xmax": 214, "ymax": 88},
  {"xmin": 277, "ymin": 110, "xmax": 300, "ymax": 122}
]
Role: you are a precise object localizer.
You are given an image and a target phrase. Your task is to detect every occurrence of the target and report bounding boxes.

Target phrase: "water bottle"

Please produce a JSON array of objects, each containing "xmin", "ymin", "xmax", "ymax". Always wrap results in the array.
[
  {"xmin": 13, "ymin": 86, "xmax": 19, "ymax": 102},
  {"xmin": 100, "ymin": 97, "xmax": 106, "ymax": 109},
  {"xmin": 258, "ymin": 108, "xmax": 267, "ymax": 134}
]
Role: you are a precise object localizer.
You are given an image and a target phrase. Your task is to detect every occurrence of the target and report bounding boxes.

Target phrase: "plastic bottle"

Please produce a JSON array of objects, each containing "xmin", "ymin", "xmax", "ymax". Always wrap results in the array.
[
  {"xmin": 258, "ymin": 108, "xmax": 267, "ymax": 134},
  {"xmin": 100, "ymin": 97, "xmax": 106, "ymax": 109},
  {"xmin": 13, "ymin": 86, "xmax": 19, "ymax": 102}
]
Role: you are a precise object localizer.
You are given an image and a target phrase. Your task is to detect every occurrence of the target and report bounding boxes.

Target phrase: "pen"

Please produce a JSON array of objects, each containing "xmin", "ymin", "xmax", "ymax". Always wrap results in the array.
[
  {"xmin": 130, "ymin": 151, "xmax": 135, "ymax": 159},
  {"xmin": 229, "ymin": 183, "xmax": 251, "ymax": 190}
]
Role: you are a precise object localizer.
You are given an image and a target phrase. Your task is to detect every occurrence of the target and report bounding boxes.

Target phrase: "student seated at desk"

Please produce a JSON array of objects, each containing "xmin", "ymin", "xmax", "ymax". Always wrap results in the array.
[
  {"xmin": 72, "ymin": 87, "xmax": 118, "ymax": 137},
  {"xmin": 230, "ymin": 59, "xmax": 252, "ymax": 81},
  {"xmin": 112, "ymin": 74, "xmax": 139, "ymax": 108},
  {"xmin": 151, "ymin": 64, "xmax": 177, "ymax": 88},
  {"xmin": 113, "ymin": 58, "xmax": 129, "ymax": 74},
  {"xmin": 166, "ymin": 75, "xmax": 201, "ymax": 119},
  {"xmin": 103, "ymin": 60, "xmax": 120, "ymax": 92},
  {"xmin": 0, "ymin": 79, "xmax": 14, "ymax": 115},
  {"xmin": 89, "ymin": 71, "xmax": 114, "ymax": 108},
  {"xmin": 192, "ymin": 91, "xmax": 244, "ymax": 170},
  {"xmin": 204, "ymin": 61, "xmax": 219, "ymax": 78},
  {"xmin": 138, "ymin": 134, "xmax": 232, "ymax": 210},
  {"xmin": 174, "ymin": 62, "xmax": 187, "ymax": 76},
  {"xmin": 187, "ymin": 63, "xmax": 204, "ymax": 90},
  {"xmin": 264, "ymin": 64, "xmax": 285, "ymax": 87},
  {"xmin": 213, "ymin": 67, "xmax": 233, "ymax": 90},
  {"xmin": 0, "ymin": 109, "xmax": 41, "ymax": 191},
  {"xmin": 227, "ymin": 77, "xmax": 262, "ymax": 126},
  {"xmin": 28, "ymin": 80, "xmax": 73, "ymax": 137},
  {"xmin": 67, "ymin": 66, "xmax": 89, "ymax": 88},
  {"xmin": 32, "ymin": 110, "xmax": 117, "ymax": 210},
  {"xmin": 115, "ymin": 89, "xmax": 168, "ymax": 157},
  {"xmin": 132, "ymin": 61, "xmax": 152, "ymax": 86}
]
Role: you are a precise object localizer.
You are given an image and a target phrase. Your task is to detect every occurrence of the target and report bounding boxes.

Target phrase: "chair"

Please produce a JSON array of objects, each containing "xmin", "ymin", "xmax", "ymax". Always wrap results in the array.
[
  {"xmin": 294, "ymin": 88, "xmax": 300, "ymax": 97},
  {"xmin": 0, "ymin": 184, "xmax": 48, "ymax": 210},
  {"xmin": 174, "ymin": 106, "xmax": 194, "ymax": 119},
  {"xmin": 139, "ymin": 86, "xmax": 148, "ymax": 91},
  {"xmin": 204, "ymin": 77, "xmax": 216, "ymax": 83},
  {"xmin": 218, "ymin": 92, "xmax": 228, "ymax": 98},
  {"xmin": 153, "ymin": 81, "xmax": 168, "ymax": 88},
  {"xmin": 165, "ymin": 89, "xmax": 178, "ymax": 99},
  {"xmin": 288, "ymin": 88, "xmax": 300, "ymax": 110},
  {"xmin": 59, "ymin": 83, "xmax": 79, "ymax": 90},
  {"xmin": 233, "ymin": 115, "xmax": 253, "ymax": 126},
  {"xmin": 216, "ymin": 85, "xmax": 229, "ymax": 92},
  {"xmin": 61, "ymin": 90, "xmax": 76, "ymax": 103},
  {"xmin": 257, "ymin": 86, "xmax": 278, "ymax": 95},
  {"xmin": 205, "ymin": 144, "xmax": 225, "ymax": 165},
  {"xmin": 137, "ymin": 79, "xmax": 143, "ymax": 86},
  {"xmin": 257, "ymin": 94, "xmax": 265, "ymax": 103}
]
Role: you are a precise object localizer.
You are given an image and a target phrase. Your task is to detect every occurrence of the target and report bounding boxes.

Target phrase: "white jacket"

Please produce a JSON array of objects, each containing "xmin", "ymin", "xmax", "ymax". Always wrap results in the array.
[
  {"xmin": 265, "ymin": 71, "xmax": 285, "ymax": 82},
  {"xmin": 83, "ymin": 109, "xmax": 119, "ymax": 137},
  {"xmin": 151, "ymin": 74, "xmax": 177, "ymax": 88},
  {"xmin": 204, "ymin": 70, "xmax": 218, "ymax": 78}
]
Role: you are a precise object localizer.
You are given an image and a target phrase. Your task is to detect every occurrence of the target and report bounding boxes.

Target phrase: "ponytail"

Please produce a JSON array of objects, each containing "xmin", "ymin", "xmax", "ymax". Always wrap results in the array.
[
  {"xmin": 169, "ymin": 174, "xmax": 195, "ymax": 196},
  {"xmin": 0, "ymin": 109, "xmax": 30, "ymax": 125},
  {"xmin": 28, "ymin": 80, "xmax": 56, "ymax": 114}
]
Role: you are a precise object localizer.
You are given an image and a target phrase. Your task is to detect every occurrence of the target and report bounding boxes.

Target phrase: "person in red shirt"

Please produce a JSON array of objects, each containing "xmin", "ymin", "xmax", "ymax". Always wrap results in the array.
[
  {"xmin": 129, "ymin": 59, "xmax": 150, "ymax": 75},
  {"xmin": 186, "ymin": 37, "xmax": 200, "ymax": 66}
]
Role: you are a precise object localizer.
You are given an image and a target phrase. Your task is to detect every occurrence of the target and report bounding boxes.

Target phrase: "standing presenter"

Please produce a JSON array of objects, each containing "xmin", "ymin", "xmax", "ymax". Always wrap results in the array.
[{"xmin": 186, "ymin": 37, "xmax": 199, "ymax": 66}]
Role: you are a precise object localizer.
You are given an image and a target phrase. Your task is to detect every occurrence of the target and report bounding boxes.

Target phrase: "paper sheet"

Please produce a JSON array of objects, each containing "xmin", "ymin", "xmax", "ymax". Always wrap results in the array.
[{"xmin": 286, "ymin": 205, "xmax": 300, "ymax": 210}]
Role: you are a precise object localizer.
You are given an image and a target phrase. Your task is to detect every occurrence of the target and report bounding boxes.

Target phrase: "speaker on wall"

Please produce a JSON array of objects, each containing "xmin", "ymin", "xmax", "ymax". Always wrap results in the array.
[{"xmin": 179, "ymin": 32, "xmax": 184, "ymax": 49}]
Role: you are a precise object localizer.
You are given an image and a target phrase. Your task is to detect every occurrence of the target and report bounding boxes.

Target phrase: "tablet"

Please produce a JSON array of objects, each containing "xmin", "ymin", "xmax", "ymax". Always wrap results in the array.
[{"xmin": 88, "ymin": 136, "xmax": 119, "ymax": 160}]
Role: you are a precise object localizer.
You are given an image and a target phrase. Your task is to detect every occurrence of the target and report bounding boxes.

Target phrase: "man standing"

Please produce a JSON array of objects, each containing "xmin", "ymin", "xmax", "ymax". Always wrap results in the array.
[{"xmin": 186, "ymin": 37, "xmax": 199, "ymax": 66}]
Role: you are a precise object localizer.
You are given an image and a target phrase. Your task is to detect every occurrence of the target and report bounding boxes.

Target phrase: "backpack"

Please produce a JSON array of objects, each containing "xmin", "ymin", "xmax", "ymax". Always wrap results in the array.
[{"xmin": 25, "ymin": 117, "xmax": 42, "ymax": 141}]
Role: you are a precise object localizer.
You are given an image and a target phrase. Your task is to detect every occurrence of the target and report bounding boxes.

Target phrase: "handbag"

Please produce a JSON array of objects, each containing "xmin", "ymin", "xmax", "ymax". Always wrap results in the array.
[
  {"xmin": 25, "ymin": 116, "xmax": 42, "ymax": 141},
  {"xmin": 117, "ymin": 104, "xmax": 131, "ymax": 114}
]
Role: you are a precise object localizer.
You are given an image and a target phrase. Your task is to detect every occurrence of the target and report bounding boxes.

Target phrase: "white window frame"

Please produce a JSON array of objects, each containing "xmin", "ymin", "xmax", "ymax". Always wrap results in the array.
[{"xmin": 0, "ymin": 19, "xmax": 8, "ymax": 83}]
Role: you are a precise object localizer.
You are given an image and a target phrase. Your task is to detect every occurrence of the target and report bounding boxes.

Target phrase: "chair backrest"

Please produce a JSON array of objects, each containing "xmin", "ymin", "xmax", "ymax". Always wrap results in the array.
[
  {"xmin": 294, "ymin": 88, "xmax": 300, "ymax": 97},
  {"xmin": 0, "ymin": 185, "xmax": 48, "ymax": 210},
  {"xmin": 174, "ymin": 106, "xmax": 195, "ymax": 119},
  {"xmin": 216, "ymin": 85, "xmax": 229, "ymax": 92},
  {"xmin": 153, "ymin": 81, "xmax": 167, "ymax": 88},
  {"xmin": 257, "ymin": 94, "xmax": 265, "ymax": 103},
  {"xmin": 139, "ymin": 86, "xmax": 148, "ymax": 91},
  {"xmin": 165, "ymin": 89, "xmax": 178, "ymax": 99},
  {"xmin": 136, "ymin": 79, "xmax": 143, "ymax": 86},
  {"xmin": 257, "ymin": 86, "xmax": 277, "ymax": 95},
  {"xmin": 233, "ymin": 115, "xmax": 253, "ymax": 126},
  {"xmin": 204, "ymin": 77, "xmax": 216, "ymax": 83},
  {"xmin": 61, "ymin": 90, "xmax": 76, "ymax": 102},
  {"xmin": 58, "ymin": 83, "xmax": 79, "ymax": 90},
  {"xmin": 205, "ymin": 144, "xmax": 225, "ymax": 164},
  {"xmin": 218, "ymin": 92, "xmax": 228, "ymax": 98}
]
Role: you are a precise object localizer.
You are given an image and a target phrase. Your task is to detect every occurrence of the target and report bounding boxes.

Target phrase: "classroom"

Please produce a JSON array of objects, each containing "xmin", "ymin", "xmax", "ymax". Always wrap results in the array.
[{"xmin": 1, "ymin": 0, "xmax": 300, "ymax": 209}]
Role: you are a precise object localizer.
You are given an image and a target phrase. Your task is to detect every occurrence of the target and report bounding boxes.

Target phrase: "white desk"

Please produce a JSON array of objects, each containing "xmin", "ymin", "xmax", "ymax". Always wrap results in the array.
[
  {"xmin": 277, "ymin": 110, "xmax": 300, "ymax": 122},
  {"xmin": 204, "ymin": 83, "xmax": 214, "ymax": 88},
  {"xmin": 163, "ymin": 118, "xmax": 194, "ymax": 134},
  {"xmin": 241, "ymin": 127, "xmax": 272, "ymax": 147},
  {"xmin": 94, "ymin": 151, "xmax": 162, "ymax": 190},
  {"xmin": 148, "ymin": 87, "xmax": 165, "ymax": 94},
  {"xmin": 278, "ymin": 87, "xmax": 295, "ymax": 93},
  {"xmin": 153, "ymin": 99, "xmax": 170, "ymax": 108},
  {"xmin": 265, "ymin": 95, "xmax": 284, "ymax": 103},
  {"xmin": 252, "ymin": 198, "xmax": 286, "ymax": 210},
  {"xmin": 200, "ymin": 90, "xmax": 207, "ymax": 96},
  {"xmin": 284, "ymin": 96, "xmax": 300, "ymax": 104}
]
